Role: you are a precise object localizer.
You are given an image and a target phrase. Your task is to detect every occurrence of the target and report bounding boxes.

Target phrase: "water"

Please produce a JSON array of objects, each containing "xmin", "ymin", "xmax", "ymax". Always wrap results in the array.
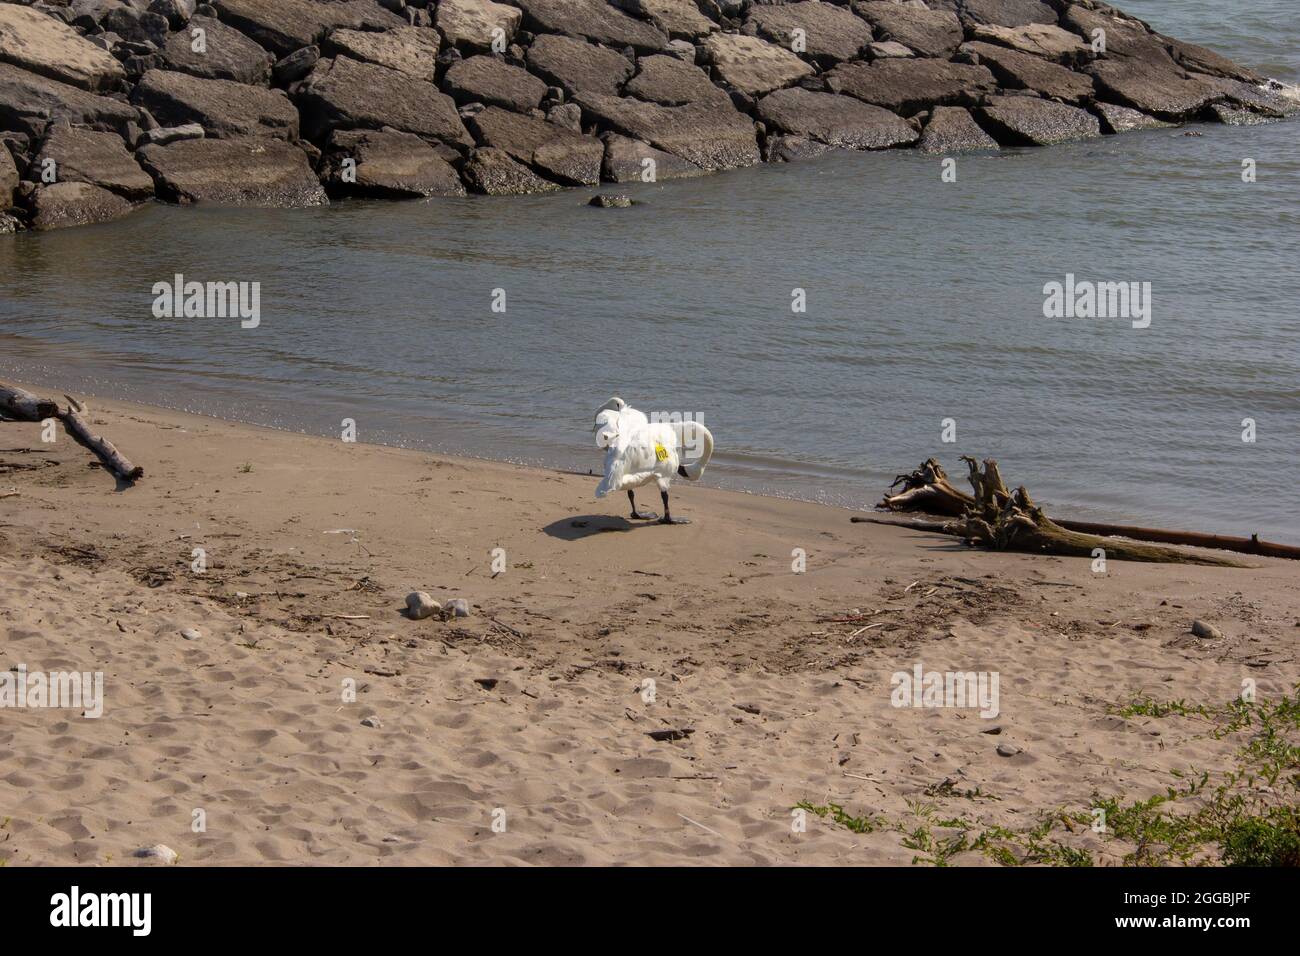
[{"xmin": 2, "ymin": 0, "xmax": 1298, "ymax": 540}]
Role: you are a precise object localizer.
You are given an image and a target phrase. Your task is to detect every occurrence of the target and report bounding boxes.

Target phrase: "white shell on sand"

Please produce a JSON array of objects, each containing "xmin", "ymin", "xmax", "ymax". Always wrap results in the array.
[{"xmin": 360, "ymin": 715, "xmax": 382, "ymax": 728}]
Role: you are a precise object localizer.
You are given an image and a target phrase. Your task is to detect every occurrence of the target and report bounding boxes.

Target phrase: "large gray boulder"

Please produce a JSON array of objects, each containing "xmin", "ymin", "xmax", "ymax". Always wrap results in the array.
[
  {"xmin": 762, "ymin": 133, "xmax": 834, "ymax": 164},
  {"xmin": 745, "ymin": 3, "xmax": 874, "ymax": 64},
  {"xmin": 137, "ymin": 136, "xmax": 328, "ymax": 205},
  {"xmin": 1086, "ymin": 57, "xmax": 1215, "ymax": 119},
  {"xmin": 28, "ymin": 180, "xmax": 135, "ymax": 230},
  {"xmin": 514, "ymin": 0, "xmax": 668, "ymax": 52},
  {"xmin": 161, "ymin": 15, "xmax": 274, "ymax": 85},
  {"xmin": 946, "ymin": 0, "xmax": 1056, "ymax": 29},
  {"xmin": 700, "ymin": 33, "xmax": 812, "ymax": 96},
  {"xmin": 851, "ymin": 2, "xmax": 963, "ymax": 59},
  {"xmin": 975, "ymin": 94, "xmax": 1101, "ymax": 146},
  {"xmin": 961, "ymin": 41, "xmax": 1094, "ymax": 104},
  {"xmin": 296, "ymin": 56, "xmax": 472, "ymax": 149},
  {"xmin": 151, "ymin": 0, "xmax": 199, "ymax": 29},
  {"xmin": 435, "ymin": 0, "xmax": 523, "ymax": 52},
  {"xmin": 0, "ymin": 4, "xmax": 126, "ymax": 92},
  {"xmin": 1205, "ymin": 103, "xmax": 1274, "ymax": 127},
  {"xmin": 462, "ymin": 146, "xmax": 561, "ymax": 194},
  {"xmin": 1191, "ymin": 74, "xmax": 1298, "ymax": 118},
  {"xmin": 1, "ymin": 145, "xmax": 19, "ymax": 207},
  {"xmin": 600, "ymin": 132, "xmax": 705, "ymax": 182},
  {"xmin": 442, "ymin": 56, "xmax": 548, "ymax": 113},
  {"xmin": 756, "ymin": 87, "xmax": 919, "ymax": 150},
  {"xmin": 35, "ymin": 125, "xmax": 155, "ymax": 199},
  {"xmin": 132, "ymin": 69, "xmax": 299, "ymax": 139},
  {"xmin": 1093, "ymin": 101, "xmax": 1171, "ymax": 135},
  {"xmin": 324, "ymin": 27, "xmax": 440, "ymax": 83},
  {"xmin": 968, "ymin": 22, "xmax": 1091, "ymax": 64},
  {"xmin": 322, "ymin": 129, "xmax": 466, "ymax": 197},
  {"xmin": 526, "ymin": 34, "xmax": 633, "ymax": 97},
  {"xmin": 99, "ymin": 7, "xmax": 170, "ymax": 46},
  {"xmin": 917, "ymin": 105, "xmax": 1000, "ymax": 153},
  {"xmin": 576, "ymin": 92, "xmax": 761, "ymax": 170},
  {"xmin": 0, "ymin": 62, "xmax": 139, "ymax": 138},
  {"xmin": 466, "ymin": 106, "xmax": 603, "ymax": 185},
  {"xmin": 66, "ymin": 0, "xmax": 138, "ymax": 33},
  {"xmin": 1059, "ymin": 5, "xmax": 1168, "ymax": 61},
  {"xmin": 827, "ymin": 58, "xmax": 996, "ymax": 115},
  {"xmin": 211, "ymin": 0, "xmax": 404, "ymax": 58},
  {"xmin": 1162, "ymin": 36, "xmax": 1260, "ymax": 84},
  {"xmin": 624, "ymin": 54, "xmax": 729, "ymax": 106},
  {"xmin": 611, "ymin": 0, "xmax": 716, "ymax": 40}
]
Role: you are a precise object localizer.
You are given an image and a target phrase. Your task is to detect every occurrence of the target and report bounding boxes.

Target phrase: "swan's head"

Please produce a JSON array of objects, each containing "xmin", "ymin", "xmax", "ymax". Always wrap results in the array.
[
  {"xmin": 594, "ymin": 396, "xmax": 626, "ymax": 421},
  {"xmin": 594, "ymin": 408, "xmax": 621, "ymax": 449}
]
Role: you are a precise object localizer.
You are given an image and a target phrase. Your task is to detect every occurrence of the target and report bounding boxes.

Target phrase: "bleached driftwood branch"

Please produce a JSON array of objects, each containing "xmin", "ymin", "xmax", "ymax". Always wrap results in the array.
[{"xmin": 0, "ymin": 382, "xmax": 143, "ymax": 483}]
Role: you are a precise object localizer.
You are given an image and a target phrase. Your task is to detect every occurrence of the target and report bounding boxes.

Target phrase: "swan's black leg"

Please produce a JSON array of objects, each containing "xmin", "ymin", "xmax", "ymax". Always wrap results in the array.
[
  {"xmin": 658, "ymin": 489, "xmax": 691, "ymax": 525},
  {"xmin": 628, "ymin": 490, "xmax": 658, "ymax": 520}
]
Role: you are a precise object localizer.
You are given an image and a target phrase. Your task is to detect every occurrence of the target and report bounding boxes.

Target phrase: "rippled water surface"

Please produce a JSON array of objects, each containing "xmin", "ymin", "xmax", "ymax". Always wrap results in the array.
[{"xmin": 2, "ymin": 0, "xmax": 1298, "ymax": 539}]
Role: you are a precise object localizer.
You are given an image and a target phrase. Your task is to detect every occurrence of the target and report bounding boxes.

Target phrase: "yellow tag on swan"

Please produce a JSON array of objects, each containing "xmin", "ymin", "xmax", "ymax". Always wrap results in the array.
[{"xmin": 654, "ymin": 443, "xmax": 669, "ymax": 462}]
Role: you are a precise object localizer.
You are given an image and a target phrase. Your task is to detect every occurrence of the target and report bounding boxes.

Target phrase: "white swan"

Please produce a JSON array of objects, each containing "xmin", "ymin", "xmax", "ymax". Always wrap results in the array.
[{"xmin": 593, "ymin": 396, "xmax": 714, "ymax": 525}]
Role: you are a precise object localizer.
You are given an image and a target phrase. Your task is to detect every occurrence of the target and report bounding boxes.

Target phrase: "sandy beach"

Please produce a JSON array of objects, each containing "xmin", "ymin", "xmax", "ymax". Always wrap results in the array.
[{"xmin": 1, "ymin": 387, "xmax": 1296, "ymax": 866}]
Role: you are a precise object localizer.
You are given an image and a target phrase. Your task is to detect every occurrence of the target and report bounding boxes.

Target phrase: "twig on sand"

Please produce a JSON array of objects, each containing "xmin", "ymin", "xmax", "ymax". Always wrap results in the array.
[
  {"xmin": 489, "ymin": 617, "xmax": 527, "ymax": 639},
  {"xmin": 322, "ymin": 614, "xmax": 371, "ymax": 621},
  {"xmin": 847, "ymin": 623, "xmax": 885, "ymax": 640},
  {"xmin": 678, "ymin": 814, "xmax": 724, "ymax": 838}
]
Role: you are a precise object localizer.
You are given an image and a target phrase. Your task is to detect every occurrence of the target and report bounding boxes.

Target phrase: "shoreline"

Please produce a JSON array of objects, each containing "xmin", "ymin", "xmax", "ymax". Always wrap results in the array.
[
  {"xmin": 1, "ymin": 385, "xmax": 1297, "ymax": 865},
  {"xmin": 6, "ymin": 364, "xmax": 1295, "ymax": 546}
]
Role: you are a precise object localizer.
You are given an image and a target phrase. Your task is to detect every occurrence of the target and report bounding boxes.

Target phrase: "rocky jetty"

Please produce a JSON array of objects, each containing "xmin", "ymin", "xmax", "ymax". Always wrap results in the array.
[{"xmin": 0, "ymin": 0, "xmax": 1295, "ymax": 229}]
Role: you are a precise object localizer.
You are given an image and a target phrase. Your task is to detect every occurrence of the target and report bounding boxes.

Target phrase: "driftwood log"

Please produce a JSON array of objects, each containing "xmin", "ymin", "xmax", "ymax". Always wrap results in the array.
[
  {"xmin": 876, "ymin": 457, "xmax": 1257, "ymax": 567},
  {"xmin": 0, "ymin": 382, "xmax": 143, "ymax": 483}
]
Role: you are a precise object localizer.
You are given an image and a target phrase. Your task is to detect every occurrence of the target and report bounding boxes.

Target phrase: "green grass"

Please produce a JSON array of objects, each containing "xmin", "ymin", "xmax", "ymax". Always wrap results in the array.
[
  {"xmin": 1114, "ymin": 697, "xmax": 1215, "ymax": 720},
  {"xmin": 795, "ymin": 801, "xmax": 882, "ymax": 834},
  {"xmin": 800, "ymin": 684, "xmax": 1300, "ymax": 866}
]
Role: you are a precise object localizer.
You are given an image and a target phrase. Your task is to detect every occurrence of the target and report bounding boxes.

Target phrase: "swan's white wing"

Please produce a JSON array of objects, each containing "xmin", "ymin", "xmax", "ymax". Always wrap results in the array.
[
  {"xmin": 596, "ymin": 428, "xmax": 660, "ymax": 496},
  {"xmin": 620, "ymin": 405, "xmax": 650, "ymax": 431}
]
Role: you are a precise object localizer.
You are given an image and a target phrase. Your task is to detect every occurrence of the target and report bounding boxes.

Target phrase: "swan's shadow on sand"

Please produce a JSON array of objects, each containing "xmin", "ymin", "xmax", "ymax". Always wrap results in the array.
[{"xmin": 542, "ymin": 515, "xmax": 649, "ymax": 541}]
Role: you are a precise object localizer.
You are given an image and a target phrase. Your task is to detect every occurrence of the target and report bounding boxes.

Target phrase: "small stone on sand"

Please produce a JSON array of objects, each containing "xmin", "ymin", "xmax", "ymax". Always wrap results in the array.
[
  {"xmin": 405, "ymin": 591, "xmax": 440, "ymax": 620},
  {"xmin": 180, "ymin": 627, "xmax": 200, "ymax": 640},
  {"xmin": 134, "ymin": 844, "xmax": 178, "ymax": 864},
  {"xmin": 360, "ymin": 715, "xmax": 382, "ymax": 728},
  {"xmin": 1191, "ymin": 619, "xmax": 1223, "ymax": 639}
]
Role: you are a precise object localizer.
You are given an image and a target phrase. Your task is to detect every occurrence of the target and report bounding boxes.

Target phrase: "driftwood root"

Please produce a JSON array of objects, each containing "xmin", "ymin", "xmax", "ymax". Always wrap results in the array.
[{"xmin": 876, "ymin": 456, "xmax": 1259, "ymax": 566}]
